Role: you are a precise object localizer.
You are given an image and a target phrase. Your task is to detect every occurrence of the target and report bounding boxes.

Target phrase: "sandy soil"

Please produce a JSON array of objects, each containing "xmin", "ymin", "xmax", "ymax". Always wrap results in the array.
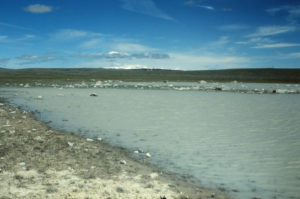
[{"xmin": 0, "ymin": 99, "xmax": 229, "ymax": 199}]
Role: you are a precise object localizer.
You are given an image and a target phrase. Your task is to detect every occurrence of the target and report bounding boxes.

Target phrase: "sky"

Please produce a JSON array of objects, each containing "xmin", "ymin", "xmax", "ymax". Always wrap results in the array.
[{"xmin": 0, "ymin": 0, "xmax": 300, "ymax": 70}]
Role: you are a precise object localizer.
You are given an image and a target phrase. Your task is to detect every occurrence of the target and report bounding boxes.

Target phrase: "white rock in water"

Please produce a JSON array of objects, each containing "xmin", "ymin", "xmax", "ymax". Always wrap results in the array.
[
  {"xmin": 36, "ymin": 96, "xmax": 43, "ymax": 100},
  {"xmin": 19, "ymin": 162, "xmax": 26, "ymax": 167},
  {"xmin": 146, "ymin": 153, "xmax": 152, "ymax": 158},
  {"xmin": 133, "ymin": 150, "xmax": 139, "ymax": 154},
  {"xmin": 120, "ymin": 160, "xmax": 127, "ymax": 165},
  {"xmin": 67, "ymin": 142, "xmax": 74, "ymax": 147},
  {"xmin": 86, "ymin": 138, "xmax": 93, "ymax": 142},
  {"xmin": 97, "ymin": 137, "xmax": 102, "ymax": 141},
  {"xmin": 0, "ymin": 103, "xmax": 4, "ymax": 106}
]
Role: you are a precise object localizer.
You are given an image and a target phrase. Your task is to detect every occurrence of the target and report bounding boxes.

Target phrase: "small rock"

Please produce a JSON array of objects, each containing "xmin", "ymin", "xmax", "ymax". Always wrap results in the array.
[
  {"xmin": 9, "ymin": 130, "xmax": 15, "ymax": 134},
  {"xmin": 86, "ymin": 138, "xmax": 93, "ymax": 142},
  {"xmin": 19, "ymin": 162, "xmax": 26, "ymax": 167},
  {"xmin": 10, "ymin": 111, "xmax": 16, "ymax": 114},
  {"xmin": 97, "ymin": 137, "xmax": 102, "ymax": 141},
  {"xmin": 211, "ymin": 193, "xmax": 215, "ymax": 198},
  {"xmin": 90, "ymin": 93, "xmax": 97, "ymax": 97},
  {"xmin": 68, "ymin": 142, "xmax": 74, "ymax": 147},
  {"xmin": 120, "ymin": 160, "xmax": 127, "ymax": 165},
  {"xmin": 22, "ymin": 116, "xmax": 27, "ymax": 119},
  {"xmin": 150, "ymin": 173, "xmax": 158, "ymax": 179},
  {"xmin": 0, "ymin": 103, "xmax": 4, "ymax": 106},
  {"xmin": 133, "ymin": 150, "xmax": 139, "ymax": 154},
  {"xmin": 34, "ymin": 136, "xmax": 43, "ymax": 142},
  {"xmin": 160, "ymin": 196, "xmax": 167, "ymax": 199},
  {"xmin": 146, "ymin": 152, "xmax": 151, "ymax": 158},
  {"xmin": 36, "ymin": 96, "xmax": 43, "ymax": 100},
  {"xmin": 0, "ymin": 168, "xmax": 2, "ymax": 172},
  {"xmin": 32, "ymin": 128, "xmax": 37, "ymax": 131}
]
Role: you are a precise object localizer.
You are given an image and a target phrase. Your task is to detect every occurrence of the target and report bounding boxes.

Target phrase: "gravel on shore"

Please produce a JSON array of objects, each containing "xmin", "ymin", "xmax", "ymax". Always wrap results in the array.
[{"xmin": 0, "ymin": 100, "xmax": 229, "ymax": 199}]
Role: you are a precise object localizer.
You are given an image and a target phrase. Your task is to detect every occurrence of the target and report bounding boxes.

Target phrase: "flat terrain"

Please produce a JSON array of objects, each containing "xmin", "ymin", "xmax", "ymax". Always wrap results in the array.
[{"xmin": 1, "ymin": 68, "xmax": 300, "ymax": 83}]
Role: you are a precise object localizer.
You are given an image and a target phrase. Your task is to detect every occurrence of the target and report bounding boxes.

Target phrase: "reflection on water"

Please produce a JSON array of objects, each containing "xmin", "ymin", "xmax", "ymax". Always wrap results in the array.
[{"xmin": 1, "ymin": 84, "xmax": 300, "ymax": 199}]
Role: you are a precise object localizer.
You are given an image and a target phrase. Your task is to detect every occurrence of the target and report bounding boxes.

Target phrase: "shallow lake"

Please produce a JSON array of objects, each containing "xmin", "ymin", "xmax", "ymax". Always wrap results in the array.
[{"xmin": 1, "ymin": 82, "xmax": 300, "ymax": 199}]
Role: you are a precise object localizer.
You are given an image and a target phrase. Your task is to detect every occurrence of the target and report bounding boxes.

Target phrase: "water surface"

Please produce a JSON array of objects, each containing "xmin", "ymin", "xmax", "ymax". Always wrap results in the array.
[{"xmin": 1, "ymin": 83, "xmax": 300, "ymax": 199}]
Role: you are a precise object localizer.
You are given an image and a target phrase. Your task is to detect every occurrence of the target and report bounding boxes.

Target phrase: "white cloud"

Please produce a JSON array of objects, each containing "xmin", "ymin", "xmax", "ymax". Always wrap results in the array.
[
  {"xmin": 0, "ymin": 35, "xmax": 8, "ymax": 41},
  {"xmin": 121, "ymin": 0, "xmax": 174, "ymax": 21},
  {"xmin": 184, "ymin": 0, "xmax": 203, "ymax": 6},
  {"xmin": 210, "ymin": 36, "xmax": 229, "ymax": 46},
  {"xmin": 184, "ymin": 1, "xmax": 214, "ymax": 10},
  {"xmin": 80, "ymin": 39, "xmax": 103, "ymax": 49},
  {"xmin": 171, "ymin": 53, "xmax": 248, "ymax": 65},
  {"xmin": 235, "ymin": 41, "xmax": 249, "ymax": 45},
  {"xmin": 284, "ymin": 52, "xmax": 300, "ymax": 58},
  {"xmin": 266, "ymin": 5, "xmax": 300, "ymax": 23},
  {"xmin": 235, "ymin": 37, "xmax": 273, "ymax": 45},
  {"xmin": 15, "ymin": 54, "xmax": 62, "ymax": 65},
  {"xmin": 0, "ymin": 34, "xmax": 37, "ymax": 43},
  {"xmin": 0, "ymin": 57, "xmax": 10, "ymax": 66},
  {"xmin": 197, "ymin": 5, "xmax": 214, "ymax": 10},
  {"xmin": 53, "ymin": 29, "xmax": 103, "ymax": 40},
  {"xmin": 219, "ymin": 24, "xmax": 249, "ymax": 31},
  {"xmin": 104, "ymin": 64, "xmax": 150, "ymax": 69},
  {"xmin": 246, "ymin": 26, "xmax": 296, "ymax": 37},
  {"xmin": 73, "ymin": 51, "xmax": 170, "ymax": 59},
  {"xmin": 0, "ymin": 22, "xmax": 33, "ymax": 31},
  {"xmin": 23, "ymin": 4, "xmax": 53, "ymax": 14},
  {"xmin": 24, "ymin": 34, "xmax": 35, "ymax": 39},
  {"xmin": 113, "ymin": 43, "xmax": 154, "ymax": 52},
  {"xmin": 252, "ymin": 43, "xmax": 300, "ymax": 48}
]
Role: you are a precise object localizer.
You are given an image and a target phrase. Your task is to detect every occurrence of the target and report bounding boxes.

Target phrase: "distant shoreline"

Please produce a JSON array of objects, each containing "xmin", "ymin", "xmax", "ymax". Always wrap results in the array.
[{"xmin": 1, "ymin": 68, "xmax": 300, "ymax": 83}]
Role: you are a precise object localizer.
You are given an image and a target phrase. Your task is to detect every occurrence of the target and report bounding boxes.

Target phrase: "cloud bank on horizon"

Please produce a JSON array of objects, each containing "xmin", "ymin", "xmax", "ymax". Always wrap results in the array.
[{"xmin": 0, "ymin": 0, "xmax": 299, "ymax": 70}]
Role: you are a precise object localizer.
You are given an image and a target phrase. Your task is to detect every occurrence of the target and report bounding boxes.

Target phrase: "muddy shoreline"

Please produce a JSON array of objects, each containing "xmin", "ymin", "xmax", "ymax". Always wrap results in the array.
[{"xmin": 0, "ymin": 98, "xmax": 229, "ymax": 199}]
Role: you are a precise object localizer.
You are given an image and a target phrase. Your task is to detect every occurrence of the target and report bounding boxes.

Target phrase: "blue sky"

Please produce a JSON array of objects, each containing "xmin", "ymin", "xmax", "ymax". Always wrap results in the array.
[{"xmin": 0, "ymin": 0, "xmax": 300, "ymax": 70}]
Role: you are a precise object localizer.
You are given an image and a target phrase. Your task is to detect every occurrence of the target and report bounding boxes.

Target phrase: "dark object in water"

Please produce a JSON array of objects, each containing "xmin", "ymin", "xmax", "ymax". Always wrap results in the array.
[
  {"xmin": 90, "ymin": 93, "xmax": 97, "ymax": 97},
  {"xmin": 272, "ymin": 89, "xmax": 276, "ymax": 93},
  {"xmin": 215, "ymin": 87, "xmax": 222, "ymax": 91},
  {"xmin": 160, "ymin": 196, "xmax": 167, "ymax": 199}
]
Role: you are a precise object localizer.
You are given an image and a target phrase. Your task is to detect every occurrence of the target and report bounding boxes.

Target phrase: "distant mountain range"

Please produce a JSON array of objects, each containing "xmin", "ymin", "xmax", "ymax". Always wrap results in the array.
[{"xmin": 1, "ymin": 68, "xmax": 300, "ymax": 83}]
